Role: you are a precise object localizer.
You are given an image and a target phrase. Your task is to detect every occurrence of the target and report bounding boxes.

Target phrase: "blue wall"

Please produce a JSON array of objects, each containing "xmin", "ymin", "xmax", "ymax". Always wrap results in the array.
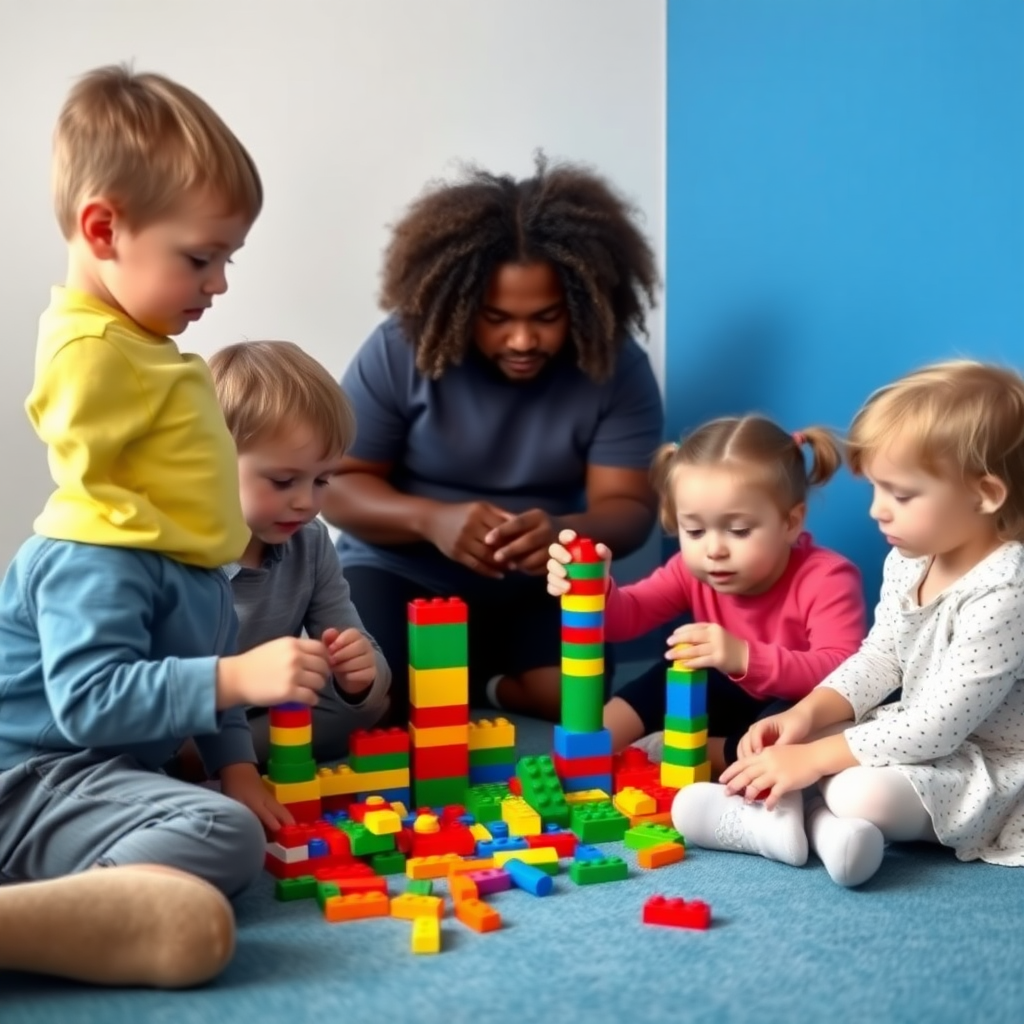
[{"xmin": 665, "ymin": 0, "xmax": 1024, "ymax": 602}]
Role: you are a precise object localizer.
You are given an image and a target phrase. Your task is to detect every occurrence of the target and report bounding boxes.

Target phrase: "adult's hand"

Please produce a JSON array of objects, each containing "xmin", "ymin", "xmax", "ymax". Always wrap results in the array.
[
  {"xmin": 425, "ymin": 501, "xmax": 511, "ymax": 578},
  {"xmin": 485, "ymin": 508, "xmax": 559, "ymax": 576}
]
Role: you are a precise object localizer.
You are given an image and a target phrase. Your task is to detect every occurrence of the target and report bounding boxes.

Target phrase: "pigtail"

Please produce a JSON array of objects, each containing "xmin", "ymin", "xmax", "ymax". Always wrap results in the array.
[
  {"xmin": 650, "ymin": 441, "xmax": 682, "ymax": 533},
  {"xmin": 798, "ymin": 426, "xmax": 844, "ymax": 487}
]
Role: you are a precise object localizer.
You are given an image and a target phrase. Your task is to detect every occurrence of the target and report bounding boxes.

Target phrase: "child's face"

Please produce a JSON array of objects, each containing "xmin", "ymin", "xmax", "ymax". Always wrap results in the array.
[
  {"xmin": 91, "ymin": 191, "xmax": 250, "ymax": 337},
  {"xmin": 674, "ymin": 464, "xmax": 804, "ymax": 596},
  {"xmin": 864, "ymin": 445, "xmax": 989, "ymax": 561},
  {"xmin": 237, "ymin": 423, "xmax": 342, "ymax": 551}
]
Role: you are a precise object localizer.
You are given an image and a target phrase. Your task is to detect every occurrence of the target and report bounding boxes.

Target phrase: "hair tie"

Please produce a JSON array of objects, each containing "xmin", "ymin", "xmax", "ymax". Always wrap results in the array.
[{"xmin": 792, "ymin": 431, "xmax": 806, "ymax": 447}]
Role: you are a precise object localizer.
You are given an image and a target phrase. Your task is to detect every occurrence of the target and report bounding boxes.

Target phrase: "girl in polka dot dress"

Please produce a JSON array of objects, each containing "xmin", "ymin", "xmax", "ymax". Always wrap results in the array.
[{"xmin": 673, "ymin": 360, "xmax": 1024, "ymax": 887}]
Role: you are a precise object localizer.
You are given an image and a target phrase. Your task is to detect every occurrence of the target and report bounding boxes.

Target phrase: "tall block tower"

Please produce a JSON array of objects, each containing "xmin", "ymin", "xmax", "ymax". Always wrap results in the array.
[
  {"xmin": 262, "ymin": 703, "xmax": 323, "ymax": 822},
  {"xmin": 408, "ymin": 598, "xmax": 470, "ymax": 808},
  {"xmin": 553, "ymin": 536, "xmax": 613, "ymax": 792},
  {"xmin": 660, "ymin": 649, "xmax": 711, "ymax": 788}
]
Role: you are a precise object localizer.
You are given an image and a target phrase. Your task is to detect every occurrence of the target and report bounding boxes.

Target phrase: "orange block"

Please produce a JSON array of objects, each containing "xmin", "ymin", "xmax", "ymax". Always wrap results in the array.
[
  {"xmin": 448, "ymin": 874, "xmax": 479, "ymax": 904},
  {"xmin": 406, "ymin": 854, "xmax": 464, "ymax": 879},
  {"xmin": 455, "ymin": 897, "xmax": 502, "ymax": 933},
  {"xmin": 637, "ymin": 841, "xmax": 686, "ymax": 869},
  {"xmin": 323, "ymin": 891, "xmax": 390, "ymax": 922},
  {"xmin": 390, "ymin": 893, "xmax": 444, "ymax": 921},
  {"xmin": 446, "ymin": 857, "xmax": 495, "ymax": 877}
]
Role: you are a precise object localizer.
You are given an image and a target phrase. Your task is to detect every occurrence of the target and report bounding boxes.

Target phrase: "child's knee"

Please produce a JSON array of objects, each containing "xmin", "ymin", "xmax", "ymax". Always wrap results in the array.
[{"xmin": 210, "ymin": 800, "xmax": 266, "ymax": 896}]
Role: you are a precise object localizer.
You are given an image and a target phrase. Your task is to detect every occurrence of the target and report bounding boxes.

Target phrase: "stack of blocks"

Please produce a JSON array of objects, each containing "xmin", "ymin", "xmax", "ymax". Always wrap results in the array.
[
  {"xmin": 468, "ymin": 718, "xmax": 515, "ymax": 784},
  {"xmin": 263, "ymin": 703, "xmax": 322, "ymax": 822},
  {"xmin": 661, "ymin": 648, "xmax": 712, "ymax": 788},
  {"xmin": 409, "ymin": 598, "xmax": 471, "ymax": 808},
  {"xmin": 553, "ymin": 537, "xmax": 613, "ymax": 793}
]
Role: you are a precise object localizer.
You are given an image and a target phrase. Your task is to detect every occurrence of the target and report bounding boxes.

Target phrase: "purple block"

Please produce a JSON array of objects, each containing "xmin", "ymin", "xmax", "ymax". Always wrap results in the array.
[{"xmin": 467, "ymin": 868, "xmax": 512, "ymax": 895}]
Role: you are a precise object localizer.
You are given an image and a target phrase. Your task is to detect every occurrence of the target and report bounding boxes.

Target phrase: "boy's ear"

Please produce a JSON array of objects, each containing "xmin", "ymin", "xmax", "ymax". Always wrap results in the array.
[
  {"xmin": 975, "ymin": 474, "xmax": 1008, "ymax": 516},
  {"xmin": 78, "ymin": 199, "xmax": 119, "ymax": 260},
  {"xmin": 786, "ymin": 501, "xmax": 807, "ymax": 542}
]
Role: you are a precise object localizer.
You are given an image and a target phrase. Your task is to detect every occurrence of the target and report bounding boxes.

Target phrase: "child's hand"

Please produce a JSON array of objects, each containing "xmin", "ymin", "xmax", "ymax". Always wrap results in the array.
[
  {"xmin": 219, "ymin": 762, "xmax": 295, "ymax": 833},
  {"xmin": 546, "ymin": 528, "xmax": 612, "ymax": 597},
  {"xmin": 737, "ymin": 707, "xmax": 813, "ymax": 759},
  {"xmin": 666, "ymin": 622, "xmax": 748, "ymax": 677},
  {"xmin": 216, "ymin": 637, "xmax": 329, "ymax": 709},
  {"xmin": 719, "ymin": 744, "xmax": 824, "ymax": 810},
  {"xmin": 322, "ymin": 627, "xmax": 376, "ymax": 694}
]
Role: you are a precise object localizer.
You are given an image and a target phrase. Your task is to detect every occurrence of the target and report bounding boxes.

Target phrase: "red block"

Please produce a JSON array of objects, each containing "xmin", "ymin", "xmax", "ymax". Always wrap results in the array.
[
  {"xmin": 566, "ymin": 537, "xmax": 600, "ymax": 563},
  {"xmin": 439, "ymin": 804, "xmax": 467, "ymax": 824},
  {"xmin": 284, "ymin": 798, "xmax": 323, "ymax": 823},
  {"xmin": 411, "ymin": 824, "xmax": 477, "ymax": 858},
  {"xmin": 613, "ymin": 747, "xmax": 661, "ymax": 792},
  {"xmin": 395, "ymin": 828, "xmax": 414, "ymax": 855},
  {"xmin": 565, "ymin": 576, "xmax": 606, "ymax": 596},
  {"xmin": 410, "ymin": 703, "xmax": 469, "ymax": 728},
  {"xmin": 507, "ymin": 777, "xmax": 523, "ymax": 796},
  {"xmin": 313, "ymin": 863, "xmax": 375, "ymax": 881},
  {"xmin": 275, "ymin": 823, "xmax": 317, "ymax": 848},
  {"xmin": 561, "ymin": 625, "xmax": 605, "ymax": 645},
  {"xmin": 525, "ymin": 831, "xmax": 578, "ymax": 858},
  {"xmin": 407, "ymin": 597, "xmax": 468, "ymax": 625},
  {"xmin": 322, "ymin": 794, "xmax": 356, "ymax": 814},
  {"xmin": 553, "ymin": 752, "xmax": 613, "ymax": 778},
  {"xmin": 642, "ymin": 895, "xmax": 711, "ymax": 930},
  {"xmin": 269, "ymin": 706, "xmax": 312, "ymax": 729},
  {"xmin": 413, "ymin": 743, "xmax": 469, "ymax": 780},
  {"xmin": 350, "ymin": 727, "xmax": 410, "ymax": 757}
]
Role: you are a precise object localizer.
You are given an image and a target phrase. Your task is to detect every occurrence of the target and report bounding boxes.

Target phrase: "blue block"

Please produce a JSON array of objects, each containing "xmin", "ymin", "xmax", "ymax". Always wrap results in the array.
[
  {"xmin": 485, "ymin": 821, "xmax": 509, "ymax": 838},
  {"xmin": 357, "ymin": 786, "xmax": 411, "ymax": 805},
  {"xmin": 469, "ymin": 763, "xmax": 514, "ymax": 784},
  {"xmin": 476, "ymin": 836, "xmax": 530, "ymax": 858},
  {"xmin": 505, "ymin": 858, "xmax": 554, "ymax": 897},
  {"xmin": 561, "ymin": 773, "xmax": 613, "ymax": 793},
  {"xmin": 274, "ymin": 702, "xmax": 308, "ymax": 712},
  {"xmin": 456, "ymin": 813, "xmax": 476, "ymax": 826},
  {"xmin": 308, "ymin": 838, "xmax": 329, "ymax": 858},
  {"xmin": 553, "ymin": 726, "xmax": 613, "ymax": 759},
  {"xmin": 561, "ymin": 610, "xmax": 604, "ymax": 629},
  {"xmin": 323, "ymin": 810, "xmax": 349, "ymax": 824},
  {"xmin": 666, "ymin": 681, "xmax": 707, "ymax": 718},
  {"xmin": 574, "ymin": 844, "xmax": 605, "ymax": 861}
]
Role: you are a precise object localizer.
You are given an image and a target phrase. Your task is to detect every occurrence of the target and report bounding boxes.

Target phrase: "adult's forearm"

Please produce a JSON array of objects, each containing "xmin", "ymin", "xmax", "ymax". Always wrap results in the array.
[
  {"xmin": 323, "ymin": 474, "xmax": 439, "ymax": 545},
  {"xmin": 559, "ymin": 497, "xmax": 657, "ymax": 558}
]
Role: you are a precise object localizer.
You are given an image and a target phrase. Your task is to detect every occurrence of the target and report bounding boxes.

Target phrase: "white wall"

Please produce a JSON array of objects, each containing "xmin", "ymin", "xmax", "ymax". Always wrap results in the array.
[{"xmin": 0, "ymin": 0, "xmax": 665, "ymax": 568}]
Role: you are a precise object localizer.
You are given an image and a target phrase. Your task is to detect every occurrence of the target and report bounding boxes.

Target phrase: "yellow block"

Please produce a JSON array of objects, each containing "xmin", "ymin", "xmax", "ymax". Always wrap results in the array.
[
  {"xmin": 409, "ymin": 666, "xmax": 469, "ymax": 709},
  {"xmin": 492, "ymin": 846, "xmax": 558, "ymax": 868},
  {"xmin": 613, "ymin": 786, "xmax": 656, "ymax": 816},
  {"xmin": 351, "ymin": 767, "xmax": 411, "ymax": 793},
  {"xmin": 406, "ymin": 854, "xmax": 464, "ymax": 880},
  {"xmin": 561, "ymin": 594, "xmax": 605, "ymax": 612},
  {"xmin": 561, "ymin": 656, "xmax": 604, "ymax": 677},
  {"xmin": 660, "ymin": 761, "xmax": 712, "ymax": 788},
  {"xmin": 316, "ymin": 764, "xmax": 410, "ymax": 798},
  {"xmin": 467, "ymin": 718, "xmax": 516, "ymax": 750},
  {"xmin": 410, "ymin": 723, "xmax": 469, "ymax": 749},
  {"xmin": 390, "ymin": 893, "xmax": 444, "ymax": 921},
  {"xmin": 391, "ymin": 801, "xmax": 409, "ymax": 819},
  {"xmin": 564, "ymin": 789, "xmax": 610, "ymax": 805},
  {"xmin": 469, "ymin": 823, "xmax": 492, "ymax": 842},
  {"xmin": 501, "ymin": 796, "xmax": 541, "ymax": 836},
  {"xmin": 269, "ymin": 724, "xmax": 312, "ymax": 746},
  {"xmin": 364, "ymin": 808, "xmax": 402, "ymax": 835},
  {"xmin": 411, "ymin": 915, "xmax": 441, "ymax": 954},
  {"xmin": 261, "ymin": 776, "xmax": 321, "ymax": 803},
  {"xmin": 664, "ymin": 728, "xmax": 709, "ymax": 750}
]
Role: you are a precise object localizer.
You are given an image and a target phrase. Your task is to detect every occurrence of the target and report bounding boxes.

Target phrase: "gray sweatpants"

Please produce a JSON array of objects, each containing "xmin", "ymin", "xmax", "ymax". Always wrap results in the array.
[{"xmin": 0, "ymin": 750, "xmax": 265, "ymax": 897}]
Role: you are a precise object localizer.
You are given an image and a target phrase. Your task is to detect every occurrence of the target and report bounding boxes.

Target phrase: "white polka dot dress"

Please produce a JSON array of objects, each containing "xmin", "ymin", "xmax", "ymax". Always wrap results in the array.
[{"xmin": 821, "ymin": 542, "xmax": 1024, "ymax": 866}]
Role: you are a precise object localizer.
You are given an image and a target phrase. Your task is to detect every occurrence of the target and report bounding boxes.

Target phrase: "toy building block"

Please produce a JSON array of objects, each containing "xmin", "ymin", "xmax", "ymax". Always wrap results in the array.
[
  {"xmin": 274, "ymin": 876, "xmax": 318, "ymax": 901},
  {"xmin": 515, "ymin": 756, "xmax": 571, "ymax": 827},
  {"xmin": 637, "ymin": 842, "xmax": 685, "ymax": 869},
  {"xmin": 261, "ymin": 776, "xmax": 321, "ymax": 804},
  {"xmin": 268, "ymin": 705, "xmax": 312, "ymax": 729},
  {"xmin": 665, "ymin": 727, "xmax": 709, "ymax": 750},
  {"xmin": 411, "ymin": 824, "xmax": 476, "ymax": 859},
  {"xmin": 467, "ymin": 783, "xmax": 512, "ymax": 822},
  {"xmin": 454, "ymin": 898, "xmax": 502, "ymax": 933},
  {"xmin": 446, "ymin": 857, "xmax": 496, "ymax": 876},
  {"xmin": 642, "ymin": 894, "xmax": 710, "ymax": 930},
  {"xmin": 317, "ymin": 764, "xmax": 363, "ymax": 797},
  {"xmin": 476, "ymin": 835, "xmax": 529, "ymax": 859},
  {"xmin": 323, "ymin": 891, "xmax": 390, "ymax": 923},
  {"xmin": 492, "ymin": 846, "xmax": 558, "ymax": 869},
  {"xmin": 371, "ymin": 850, "xmax": 407, "ymax": 876},
  {"xmin": 336, "ymin": 820, "xmax": 397, "ymax": 858},
  {"xmin": 268, "ymin": 723, "xmax": 313, "ymax": 747},
  {"xmin": 569, "ymin": 800, "xmax": 630, "ymax": 844},
  {"xmin": 335, "ymin": 875, "xmax": 389, "ymax": 896},
  {"xmin": 414, "ymin": 743, "xmax": 470, "ymax": 779},
  {"xmin": 285, "ymin": 798, "xmax": 329, "ymax": 824},
  {"xmin": 501, "ymin": 795, "xmax": 542, "ymax": 836},
  {"xmin": 560, "ymin": 681, "xmax": 605, "ymax": 734},
  {"xmin": 525, "ymin": 830, "xmax": 578, "ymax": 859},
  {"xmin": 466, "ymin": 868, "xmax": 511, "ymax": 895},
  {"xmin": 405, "ymin": 854, "xmax": 464, "ymax": 880},
  {"xmin": 468, "ymin": 718, "xmax": 516, "ymax": 750},
  {"xmin": 504, "ymin": 858, "xmax": 554, "ymax": 897},
  {"xmin": 563, "ymin": 789, "xmax": 610, "ymax": 805},
  {"xmin": 624, "ymin": 822, "xmax": 683, "ymax": 850},
  {"xmin": 661, "ymin": 762, "xmax": 712, "ymax": 788},
  {"xmin": 562, "ymin": 773, "xmax": 614, "ymax": 795},
  {"xmin": 552, "ymin": 752, "xmax": 614, "ymax": 779},
  {"xmin": 406, "ymin": 879, "xmax": 433, "ymax": 896},
  {"xmin": 553, "ymin": 726, "xmax": 612, "ymax": 760},
  {"xmin": 571, "ymin": 843, "xmax": 606, "ymax": 862},
  {"xmin": 266, "ymin": 841, "xmax": 310, "ymax": 864},
  {"xmin": 569, "ymin": 856, "xmax": 629, "ymax": 885},
  {"xmin": 409, "ymin": 667, "xmax": 469, "ymax": 708},
  {"xmin": 469, "ymin": 823, "xmax": 492, "ymax": 842},
  {"xmin": 390, "ymin": 893, "xmax": 444, "ymax": 921},
  {"xmin": 410, "ymin": 723, "xmax": 470, "ymax": 749},
  {"xmin": 470, "ymin": 746, "xmax": 516, "ymax": 768},
  {"xmin": 411, "ymin": 915, "xmax": 441, "ymax": 954},
  {"xmin": 448, "ymin": 873, "xmax": 479, "ymax": 905},
  {"xmin": 411, "ymin": 703, "xmax": 470, "ymax": 728},
  {"xmin": 407, "ymin": 596, "xmax": 468, "ymax": 626},
  {"xmin": 351, "ymin": 727, "xmax": 410, "ymax": 758},
  {"xmin": 414, "ymin": 776, "xmax": 468, "ymax": 809},
  {"xmin": 662, "ymin": 744, "xmax": 710, "ymax": 768},
  {"xmin": 408, "ymin": 622, "xmax": 469, "ymax": 669},
  {"xmin": 364, "ymin": 807, "xmax": 402, "ymax": 835},
  {"xmin": 614, "ymin": 787, "xmax": 657, "ymax": 817}
]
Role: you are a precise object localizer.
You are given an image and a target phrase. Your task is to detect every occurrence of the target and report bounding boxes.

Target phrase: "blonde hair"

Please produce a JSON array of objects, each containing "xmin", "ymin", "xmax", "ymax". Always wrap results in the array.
[
  {"xmin": 652, "ymin": 415, "xmax": 843, "ymax": 532},
  {"xmin": 53, "ymin": 64, "xmax": 262, "ymax": 238},
  {"xmin": 209, "ymin": 342, "xmax": 356, "ymax": 459},
  {"xmin": 848, "ymin": 359, "xmax": 1024, "ymax": 542}
]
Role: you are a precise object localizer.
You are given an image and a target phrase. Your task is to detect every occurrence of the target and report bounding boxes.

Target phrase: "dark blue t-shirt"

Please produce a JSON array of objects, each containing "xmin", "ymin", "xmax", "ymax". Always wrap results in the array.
[{"xmin": 337, "ymin": 316, "xmax": 664, "ymax": 593}]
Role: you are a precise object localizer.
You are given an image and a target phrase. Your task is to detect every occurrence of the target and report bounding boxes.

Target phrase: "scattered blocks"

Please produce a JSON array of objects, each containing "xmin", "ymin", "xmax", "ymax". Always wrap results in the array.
[
  {"xmin": 569, "ymin": 800, "xmax": 630, "ymax": 844},
  {"xmin": 642, "ymin": 894, "xmax": 711, "ymax": 930},
  {"xmin": 636, "ymin": 842, "xmax": 685, "ymax": 869},
  {"xmin": 411, "ymin": 915, "xmax": 441, "ymax": 954},
  {"xmin": 569, "ymin": 856, "xmax": 629, "ymax": 886},
  {"xmin": 454, "ymin": 898, "xmax": 502, "ymax": 933},
  {"xmin": 624, "ymin": 823, "xmax": 683, "ymax": 850},
  {"xmin": 323, "ymin": 891, "xmax": 390, "ymax": 923},
  {"xmin": 390, "ymin": 893, "xmax": 444, "ymax": 921},
  {"xmin": 505, "ymin": 858, "xmax": 554, "ymax": 897}
]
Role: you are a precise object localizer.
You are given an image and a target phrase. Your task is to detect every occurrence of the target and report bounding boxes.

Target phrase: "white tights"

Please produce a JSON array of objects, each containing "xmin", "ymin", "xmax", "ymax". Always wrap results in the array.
[{"xmin": 819, "ymin": 766, "xmax": 937, "ymax": 843}]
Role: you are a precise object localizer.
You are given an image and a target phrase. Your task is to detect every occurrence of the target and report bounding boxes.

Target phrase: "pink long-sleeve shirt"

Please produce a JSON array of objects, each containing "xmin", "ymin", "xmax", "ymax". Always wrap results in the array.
[{"xmin": 605, "ymin": 533, "xmax": 867, "ymax": 701}]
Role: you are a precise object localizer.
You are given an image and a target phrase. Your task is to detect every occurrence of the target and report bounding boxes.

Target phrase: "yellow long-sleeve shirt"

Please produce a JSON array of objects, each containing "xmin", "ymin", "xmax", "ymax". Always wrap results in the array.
[{"xmin": 26, "ymin": 287, "xmax": 250, "ymax": 568}]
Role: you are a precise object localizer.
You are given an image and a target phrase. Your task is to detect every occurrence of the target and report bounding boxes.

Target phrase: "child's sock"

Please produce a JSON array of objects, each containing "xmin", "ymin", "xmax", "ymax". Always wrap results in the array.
[
  {"xmin": 0, "ymin": 865, "xmax": 236, "ymax": 988},
  {"xmin": 805, "ymin": 795, "xmax": 885, "ymax": 887},
  {"xmin": 485, "ymin": 674, "xmax": 506, "ymax": 710},
  {"xmin": 671, "ymin": 782, "xmax": 808, "ymax": 867},
  {"xmin": 630, "ymin": 730, "xmax": 665, "ymax": 763}
]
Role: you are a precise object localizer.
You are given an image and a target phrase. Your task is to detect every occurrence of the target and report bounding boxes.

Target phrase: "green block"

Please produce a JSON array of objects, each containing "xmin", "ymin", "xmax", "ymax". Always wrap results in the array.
[
  {"xmin": 469, "ymin": 745, "xmax": 516, "ymax": 767},
  {"xmin": 407, "ymin": 879, "xmax": 434, "ymax": 896},
  {"xmin": 662, "ymin": 744, "xmax": 708, "ymax": 768},
  {"xmin": 407, "ymin": 622, "xmax": 468, "ymax": 669},
  {"xmin": 664, "ymin": 713, "xmax": 709, "ymax": 733},
  {"xmin": 564, "ymin": 559, "xmax": 606, "ymax": 580},
  {"xmin": 624, "ymin": 822, "xmax": 683, "ymax": 850},
  {"xmin": 350, "ymin": 751, "xmax": 410, "ymax": 773},
  {"xmin": 515, "ymin": 756, "xmax": 570, "ymax": 827},
  {"xmin": 414, "ymin": 775, "xmax": 468, "ymax": 809},
  {"xmin": 274, "ymin": 876, "xmax": 318, "ymax": 902},
  {"xmin": 266, "ymin": 758, "xmax": 318, "ymax": 784},
  {"xmin": 267, "ymin": 742, "xmax": 313, "ymax": 764},
  {"xmin": 371, "ymin": 850, "xmax": 407, "ymax": 876},
  {"xmin": 569, "ymin": 856, "xmax": 628, "ymax": 885},
  {"xmin": 560, "ymin": 677, "xmax": 604, "ymax": 732},
  {"xmin": 316, "ymin": 881, "xmax": 341, "ymax": 909},
  {"xmin": 667, "ymin": 666, "xmax": 708, "ymax": 685},
  {"xmin": 466, "ymin": 783, "xmax": 511, "ymax": 823},
  {"xmin": 532, "ymin": 860, "xmax": 560, "ymax": 877},
  {"xmin": 569, "ymin": 800, "xmax": 630, "ymax": 844},
  {"xmin": 561, "ymin": 641, "xmax": 604, "ymax": 660},
  {"xmin": 336, "ymin": 820, "xmax": 397, "ymax": 857}
]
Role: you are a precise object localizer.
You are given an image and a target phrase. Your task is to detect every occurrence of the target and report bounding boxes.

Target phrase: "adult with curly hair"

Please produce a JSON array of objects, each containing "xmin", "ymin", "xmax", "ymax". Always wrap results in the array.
[{"xmin": 323, "ymin": 155, "xmax": 664, "ymax": 722}]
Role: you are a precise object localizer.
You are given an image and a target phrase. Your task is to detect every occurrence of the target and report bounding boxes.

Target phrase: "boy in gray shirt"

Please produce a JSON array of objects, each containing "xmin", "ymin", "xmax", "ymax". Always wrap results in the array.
[{"xmin": 210, "ymin": 341, "xmax": 391, "ymax": 763}]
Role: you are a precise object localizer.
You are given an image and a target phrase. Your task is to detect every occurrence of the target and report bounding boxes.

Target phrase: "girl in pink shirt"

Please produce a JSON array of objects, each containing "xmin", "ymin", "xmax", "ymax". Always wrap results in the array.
[{"xmin": 548, "ymin": 415, "xmax": 867, "ymax": 778}]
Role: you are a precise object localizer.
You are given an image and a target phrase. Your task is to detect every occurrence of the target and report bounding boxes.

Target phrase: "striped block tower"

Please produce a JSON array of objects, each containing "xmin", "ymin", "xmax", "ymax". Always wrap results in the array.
[
  {"xmin": 660, "ymin": 647, "xmax": 712, "ymax": 788},
  {"xmin": 262, "ymin": 702, "xmax": 322, "ymax": 822},
  {"xmin": 408, "ymin": 598, "xmax": 470, "ymax": 808},
  {"xmin": 553, "ymin": 536, "xmax": 613, "ymax": 793},
  {"xmin": 468, "ymin": 718, "xmax": 516, "ymax": 785}
]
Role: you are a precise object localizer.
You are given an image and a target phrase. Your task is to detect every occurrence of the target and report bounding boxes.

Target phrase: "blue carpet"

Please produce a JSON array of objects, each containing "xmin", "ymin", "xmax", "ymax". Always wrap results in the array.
[{"xmin": 2, "ymin": 714, "xmax": 1022, "ymax": 1024}]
